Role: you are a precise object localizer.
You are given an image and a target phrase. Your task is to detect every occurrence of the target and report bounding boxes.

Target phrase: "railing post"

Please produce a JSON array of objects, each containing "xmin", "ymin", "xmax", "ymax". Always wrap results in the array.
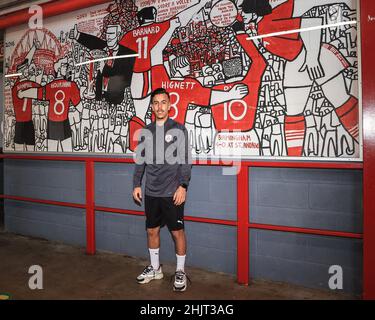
[
  {"xmin": 85, "ymin": 160, "xmax": 95, "ymax": 255},
  {"xmin": 361, "ymin": 0, "xmax": 375, "ymax": 300},
  {"xmin": 237, "ymin": 164, "xmax": 249, "ymax": 285}
]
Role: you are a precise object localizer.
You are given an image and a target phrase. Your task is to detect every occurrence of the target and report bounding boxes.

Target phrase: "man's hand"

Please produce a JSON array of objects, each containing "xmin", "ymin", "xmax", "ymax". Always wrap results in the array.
[
  {"xmin": 173, "ymin": 186, "xmax": 187, "ymax": 206},
  {"xmin": 17, "ymin": 89, "xmax": 26, "ymax": 99},
  {"xmin": 170, "ymin": 17, "xmax": 181, "ymax": 29},
  {"xmin": 69, "ymin": 24, "xmax": 80, "ymax": 40},
  {"xmin": 231, "ymin": 14, "xmax": 245, "ymax": 33},
  {"xmin": 229, "ymin": 84, "xmax": 249, "ymax": 100},
  {"xmin": 198, "ymin": 0, "xmax": 211, "ymax": 8},
  {"xmin": 33, "ymin": 39, "xmax": 41, "ymax": 50},
  {"xmin": 299, "ymin": 56, "xmax": 325, "ymax": 81},
  {"xmin": 133, "ymin": 187, "xmax": 142, "ymax": 204}
]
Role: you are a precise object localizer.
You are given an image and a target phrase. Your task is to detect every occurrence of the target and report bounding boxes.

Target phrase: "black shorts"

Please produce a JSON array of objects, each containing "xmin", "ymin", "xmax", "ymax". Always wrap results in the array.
[
  {"xmin": 47, "ymin": 119, "xmax": 72, "ymax": 141},
  {"xmin": 145, "ymin": 195, "xmax": 185, "ymax": 231},
  {"xmin": 14, "ymin": 120, "xmax": 35, "ymax": 145}
]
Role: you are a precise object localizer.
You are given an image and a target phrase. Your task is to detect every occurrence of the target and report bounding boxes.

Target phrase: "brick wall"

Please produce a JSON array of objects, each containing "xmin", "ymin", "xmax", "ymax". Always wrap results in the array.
[
  {"xmin": 3, "ymin": 160, "xmax": 363, "ymax": 294},
  {"xmin": 249, "ymin": 168, "xmax": 363, "ymax": 294}
]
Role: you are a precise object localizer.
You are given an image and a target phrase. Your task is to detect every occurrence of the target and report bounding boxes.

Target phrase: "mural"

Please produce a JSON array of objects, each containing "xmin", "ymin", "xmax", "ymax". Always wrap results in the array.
[{"xmin": 2, "ymin": 0, "xmax": 360, "ymax": 159}]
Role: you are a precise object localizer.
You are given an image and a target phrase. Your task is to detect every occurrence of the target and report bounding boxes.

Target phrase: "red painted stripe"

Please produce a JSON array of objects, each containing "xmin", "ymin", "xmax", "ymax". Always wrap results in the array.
[
  {"xmin": 240, "ymin": 161, "xmax": 363, "ymax": 169},
  {"xmin": 361, "ymin": 0, "xmax": 375, "ymax": 300},
  {"xmin": 95, "ymin": 206, "xmax": 237, "ymax": 226},
  {"xmin": 0, "ymin": 154, "xmax": 363, "ymax": 169},
  {"xmin": 1, "ymin": 193, "xmax": 362, "ymax": 240},
  {"xmin": 85, "ymin": 161, "xmax": 96, "ymax": 255},
  {"xmin": 285, "ymin": 137, "xmax": 305, "ymax": 142},
  {"xmin": 0, "ymin": 154, "xmax": 90, "ymax": 162},
  {"xmin": 285, "ymin": 135, "xmax": 305, "ymax": 140},
  {"xmin": 0, "ymin": 194, "xmax": 86, "ymax": 209},
  {"xmin": 89, "ymin": 157, "xmax": 134, "ymax": 163},
  {"xmin": 0, "ymin": 154, "xmax": 135, "ymax": 163},
  {"xmin": 0, "ymin": 0, "xmax": 111, "ymax": 30},
  {"xmin": 237, "ymin": 166, "xmax": 249, "ymax": 285},
  {"xmin": 184, "ymin": 216, "xmax": 237, "ymax": 226},
  {"xmin": 285, "ymin": 131, "xmax": 305, "ymax": 136},
  {"xmin": 249, "ymin": 223, "xmax": 363, "ymax": 239},
  {"xmin": 95, "ymin": 206, "xmax": 145, "ymax": 217}
]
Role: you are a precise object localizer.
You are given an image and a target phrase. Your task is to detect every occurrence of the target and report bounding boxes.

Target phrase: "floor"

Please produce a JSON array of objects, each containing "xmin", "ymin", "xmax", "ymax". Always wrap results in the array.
[{"xmin": 0, "ymin": 231, "xmax": 358, "ymax": 300}]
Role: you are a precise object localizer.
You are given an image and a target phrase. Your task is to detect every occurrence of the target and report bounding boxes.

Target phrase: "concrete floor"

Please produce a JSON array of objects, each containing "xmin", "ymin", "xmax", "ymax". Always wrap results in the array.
[{"xmin": 0, "ymin": 231, "xmax": 358, "ymax": 300}]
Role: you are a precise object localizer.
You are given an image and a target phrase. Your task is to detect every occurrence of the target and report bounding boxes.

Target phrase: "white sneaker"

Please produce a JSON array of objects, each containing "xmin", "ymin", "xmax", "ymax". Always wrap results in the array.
[
  {"xmin": 173, "ymin": 270, "xmax": 188, "ymax": 292},
  {"xmin": 137, "ymin": 265, "xmax": 163, "ymax": 284}
]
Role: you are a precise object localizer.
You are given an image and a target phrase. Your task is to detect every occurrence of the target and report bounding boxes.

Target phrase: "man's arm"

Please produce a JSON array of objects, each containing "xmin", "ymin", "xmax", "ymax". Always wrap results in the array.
[
  {"xmin": 210, "ymin": 29, "xmax": 266, "ymax": 106},
  {"xmin": 174, "ymin": 126, "xmax": 192, "ymax": 205},
  {"xmin": 210, "ymin": 84, "xmax": 249, "ymax": 105},
  {"xmin": 19, "ymin": 80, "xmax": 54, "ymax": 102},
  {"xmin": 151, "ymin": 18, "xmax": 182, "ymax": 66},
  {"xmin": 178, "ymin": 126, "xmax": 192, "ymax": 187},
  {"xmin": 133, "ymin": 148, "xmax": 146, "ymax": 203},
  {"xmin": 151, "ymin": 0, "xmax": 211, "ymax": 66},
  {"xmin": 293, "ymin": 0, "xmax": 356, "ymax": 16},
  {"xmin": 17, "ymin": 87, "xmax": 38, "ymax": 100},
  {"xmin": 74, "ymin": 101, "xmax": 83, "ymax": 113},
  {"xmin": 69, "ymin": 24, "xmax": 107, "ymax": 50},
  {"xmin": 176, "ymin": 0, "xmax": 211, "ymax": 27},
  {"xmin": 35, "ymin": 68, "xmax": 44, "ymax": 84},
  {"xmin": 299, "ymin": 17, "xmax": 325, "ymax": 80},
  {"xmin": 133, "ymin": 127, "xmax": 151, "ymax": 189},
  {"xmin": 133, "ymin": 140, "xmax": 146, "ymax": 204},
  {"xmin": 101, "ymin": 45, "xmax": 137, "ymax": 77},
  {"xmin": 133, "ymin": 162, "xmax": 144, "ymax": 203},
  {"xmin": 133, "ymin": 163, "xmax": 146, "ymax": 188}
]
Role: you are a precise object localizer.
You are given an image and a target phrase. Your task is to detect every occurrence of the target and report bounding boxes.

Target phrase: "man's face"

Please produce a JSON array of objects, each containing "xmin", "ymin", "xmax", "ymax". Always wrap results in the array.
[
  {"xmin": 29, "ymin": 64, "xmax": 36, "ymax": 76},
  {"xmin": 213, "ymin": 64, "xmax": 221, "ymax": 72},
  {"xmin": 21, "ymin": 66, "xmax": 29, "ymax": 78},
  {"xmin": 178, "ymin": 63, "xmax": 190, "ymax": 77},
  {"xmin": 205, "ymin": 67, "xmax": 213, "ymax": 76},
  {"xmin": 237, "ymin": 1, "xmax": 258, "ymax": 24},
  {"xmin": 106, "ymin": 26, "xmax": 120, "ymax": 48},
  {"xmin": 60, "ymin": 63, "xmax": 68, "ymax": 77},
  {"xmin": 152, "ymin": 93, "xmax": 171, "ymax": 121},
  {"xmin": 241, "ymin": 10, "xmax": 258, "ymax": 24}
]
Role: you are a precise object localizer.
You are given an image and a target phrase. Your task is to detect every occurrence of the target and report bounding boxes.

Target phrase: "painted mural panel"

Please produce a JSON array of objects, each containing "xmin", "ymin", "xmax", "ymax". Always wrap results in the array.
[{"xmin": 2, "ymin": 0, "xmax": 360, "ymax": 159}]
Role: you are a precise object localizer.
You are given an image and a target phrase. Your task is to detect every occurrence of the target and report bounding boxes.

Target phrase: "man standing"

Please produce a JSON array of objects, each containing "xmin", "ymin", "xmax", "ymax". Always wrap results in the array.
[
  {"xmin": 18, "ymin": 58, "xmax": 82, "ymax": 152},
  {"xmin": 133, "ymin": 87, "xmax": 192, "ymax": 292},
  {"xmin": 70, "ymin": 24, "xmax": 136, "ymax": 105},
  {"xmin": 11, "ymin": 42, "xmax": 40, "ymax": 151}
]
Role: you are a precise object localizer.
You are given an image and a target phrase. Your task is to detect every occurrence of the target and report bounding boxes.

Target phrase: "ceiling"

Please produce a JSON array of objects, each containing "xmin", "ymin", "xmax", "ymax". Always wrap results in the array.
[{"xmin": 0, "ymin": 0, "xmax": 52, "ymax": 16}]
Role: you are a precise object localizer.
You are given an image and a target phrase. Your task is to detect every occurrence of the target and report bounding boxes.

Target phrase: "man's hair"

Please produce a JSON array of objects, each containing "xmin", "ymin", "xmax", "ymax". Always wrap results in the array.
[
  {"xmin": 16, "ymin": 59, "xmax": 29, "ymax": 71},
  {"xmin": 241, "ymin": 0, "xmax": 272, "ymax": 16},
  {"xmin": 137, "ymin": 7, "xmax": 157, "ymax": 25},
  {"xmin": 107, "ymin": 24, "xmax": 122, "ymax": 34},
  {"xmin": 170, "ymin": 56, "xmax": 190, "ymax": 77},
  {"xmin": 151, "ymin": 88, "xmax": 170, "ymax": 102}
]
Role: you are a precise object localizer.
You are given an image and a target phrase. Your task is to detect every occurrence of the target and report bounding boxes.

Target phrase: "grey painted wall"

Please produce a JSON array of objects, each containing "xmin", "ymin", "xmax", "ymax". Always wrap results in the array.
[
  {"xmin": 249, "ymin": 167, "xmax": 363, "ymax": 295},
  {"xmin": 5, "ymin": 200, "xmax": 86, "ymax": 246},
  {"xmin": 250, "ymin": 230, "xmax": 362, "ymax": 294},
  {"xmin": 250, "ymin": 168, "xmax": 363, "ymax": 233},
  {"xmin": 0, "ymin": 72, "xmax": 3, "ymax": 149},
  {"xmin": 4, "ymin": 160, "xmax": 85, "ymax": 203},
  {"xmin": 95, "ymin": 163, "xmax": 237, "ymax": 220},
  {"xmin": 3, "ymin": 160, "xmax": 363, "ymax": 294},
  {"xmin": 0, "ymin": 158, "xmax": 3, "ymax": 229}
]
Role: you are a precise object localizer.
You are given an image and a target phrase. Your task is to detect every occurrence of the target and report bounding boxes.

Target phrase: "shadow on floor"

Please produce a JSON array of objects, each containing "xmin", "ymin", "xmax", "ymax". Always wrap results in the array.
[{"xmin": 0, "ymin": 231, "xmax": 359, "ymax": 300}]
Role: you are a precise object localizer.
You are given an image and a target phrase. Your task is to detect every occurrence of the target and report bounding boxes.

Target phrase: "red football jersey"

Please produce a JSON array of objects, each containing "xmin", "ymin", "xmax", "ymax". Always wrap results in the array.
[
  {"xmin": 38, "ymin": 79, "xmax": 80, "ymax": 122},
  {"xmin": 12, "ymin": 80, "xmax": 40, "ymax": 122},
  {"xmin": 211, "ymin": 34, "xmax": 267, "ymax": 131},
  {"xmin": 151, "ymin": 64, "xmax": 212, "ymax": 124},
  {"xmin": 258, "ymin": 0, "xmax": 303, "ymax": 61},
  {"xmin": 119, "ymin": 20, "xmax": 171, "ymax": 73}
]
